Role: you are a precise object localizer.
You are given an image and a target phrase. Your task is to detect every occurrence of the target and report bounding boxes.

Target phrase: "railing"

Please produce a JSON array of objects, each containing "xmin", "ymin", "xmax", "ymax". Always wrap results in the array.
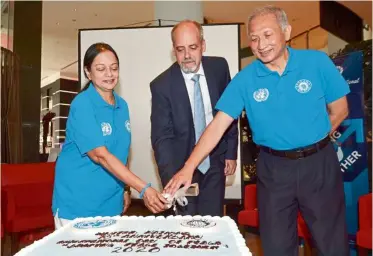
[{"xmin": 288, "ymin": 25, "xmax": 321, "ymax": 49}]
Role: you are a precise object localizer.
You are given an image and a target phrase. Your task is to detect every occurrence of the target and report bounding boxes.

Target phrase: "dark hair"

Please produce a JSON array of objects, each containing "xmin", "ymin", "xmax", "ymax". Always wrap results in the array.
[{"xmin": 81, "ymin": 42, "xmax": 120, "ymax": 91}]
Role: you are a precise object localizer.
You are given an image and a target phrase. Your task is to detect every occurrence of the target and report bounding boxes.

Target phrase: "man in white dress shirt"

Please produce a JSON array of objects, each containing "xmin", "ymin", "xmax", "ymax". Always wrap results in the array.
[{"xmin": 150, "ymin": 20, "xmax": 239, "ymax": 216}]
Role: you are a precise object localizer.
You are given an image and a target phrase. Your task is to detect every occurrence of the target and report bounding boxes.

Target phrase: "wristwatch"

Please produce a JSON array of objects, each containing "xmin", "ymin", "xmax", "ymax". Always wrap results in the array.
[{"xmin": 125, "ymin": 186, "xmax": 131, "ymax": 195}]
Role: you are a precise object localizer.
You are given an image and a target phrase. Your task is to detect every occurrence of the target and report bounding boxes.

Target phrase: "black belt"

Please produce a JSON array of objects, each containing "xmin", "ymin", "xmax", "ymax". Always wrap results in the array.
[{"xmin": 260, "ymin": 136, "xmax": 330, "ymax": 160}]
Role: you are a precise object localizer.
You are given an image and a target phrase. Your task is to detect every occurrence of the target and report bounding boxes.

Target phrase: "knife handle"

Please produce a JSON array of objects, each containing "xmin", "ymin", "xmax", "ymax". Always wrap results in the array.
[{"xmin": 183, "ymin": 183, "xmax": 199, "ymax": 196}]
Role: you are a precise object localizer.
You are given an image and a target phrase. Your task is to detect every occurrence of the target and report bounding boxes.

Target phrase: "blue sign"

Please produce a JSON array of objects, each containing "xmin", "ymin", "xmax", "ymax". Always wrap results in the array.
[{"xmin": 331, "ymin": 51, "xmax": 369, "ymax": 249}]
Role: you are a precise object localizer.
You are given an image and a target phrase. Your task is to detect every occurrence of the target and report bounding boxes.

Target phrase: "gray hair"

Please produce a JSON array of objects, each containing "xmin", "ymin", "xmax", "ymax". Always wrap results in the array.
[
  {"xmin": 171, "ymin": 20, "xmax": 204, "ymax": 44},
  {"xmin": 248, "ymin": 6, "xmax": 289, "ymax": 31}
]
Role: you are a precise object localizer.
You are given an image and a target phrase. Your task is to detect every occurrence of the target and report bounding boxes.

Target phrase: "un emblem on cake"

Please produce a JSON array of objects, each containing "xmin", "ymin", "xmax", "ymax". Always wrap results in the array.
[
  {"xmin": 73, "ymin": 219, "xmax": 116, "ymax": 229},
  {"xmin": 180, "ymin": 218, "xmax": 216, "ymax": 228}
]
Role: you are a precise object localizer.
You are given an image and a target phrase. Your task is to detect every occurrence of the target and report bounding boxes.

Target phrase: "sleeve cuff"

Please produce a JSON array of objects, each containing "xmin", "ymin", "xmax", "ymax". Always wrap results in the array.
[
  {"xmin": 216, "ymin": 107, "xmax": 241, "ymax": 120},
  {"xmin": 225, "ymin": 152, "xmax": 238, "ymax": 160},
  {"xmin": 326, "ymin": 88, "xmax": 350, "ymax": 104},
  {"xmin": 77, "ymin": 141, "xmax": 105, "ymax": 156}
]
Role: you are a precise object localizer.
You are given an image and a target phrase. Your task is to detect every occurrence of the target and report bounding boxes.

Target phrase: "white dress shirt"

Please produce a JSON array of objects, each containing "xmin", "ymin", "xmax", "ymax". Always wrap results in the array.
[{"xmin": 181, "ymin": 64, "xmax": 213, "ymax": 127}]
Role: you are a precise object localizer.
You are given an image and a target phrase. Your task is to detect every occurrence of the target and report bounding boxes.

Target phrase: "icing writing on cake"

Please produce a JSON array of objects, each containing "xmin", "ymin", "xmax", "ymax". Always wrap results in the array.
[
  {"xmin": 56, "ymin": 230, "xmax": 228, "ymax": 253},
  {"xmin": 97, "ymin": 230, "xmax": 202, "ymax": 240}
]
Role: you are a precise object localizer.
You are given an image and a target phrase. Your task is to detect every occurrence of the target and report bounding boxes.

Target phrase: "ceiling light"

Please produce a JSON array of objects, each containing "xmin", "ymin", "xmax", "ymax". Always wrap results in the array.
[
  {"xmin": 73, "ymin": 8, "xmax": 77, "ymax": 12},
  {"xmin": 56, "ymin": 22, "xmax": 60, "ymax": 25}
]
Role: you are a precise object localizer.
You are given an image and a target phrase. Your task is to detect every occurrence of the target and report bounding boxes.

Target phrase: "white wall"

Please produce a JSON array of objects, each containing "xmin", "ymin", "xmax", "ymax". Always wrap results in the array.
[{"xmin": 328, "ymin": 32, "xmax": 348, "ymax": 55}]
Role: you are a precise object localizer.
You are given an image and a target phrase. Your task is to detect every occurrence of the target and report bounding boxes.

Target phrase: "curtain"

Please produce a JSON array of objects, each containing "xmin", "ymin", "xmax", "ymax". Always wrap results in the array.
[{"xmin": 1, "ymin": 47, "xmax": 22, "ymax": 163}]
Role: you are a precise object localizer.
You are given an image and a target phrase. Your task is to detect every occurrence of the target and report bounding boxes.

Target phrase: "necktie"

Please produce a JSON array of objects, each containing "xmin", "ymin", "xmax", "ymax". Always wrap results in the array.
[{"xmin": 191, "ymin": 74, "xmax": 210, "ymax": 174}]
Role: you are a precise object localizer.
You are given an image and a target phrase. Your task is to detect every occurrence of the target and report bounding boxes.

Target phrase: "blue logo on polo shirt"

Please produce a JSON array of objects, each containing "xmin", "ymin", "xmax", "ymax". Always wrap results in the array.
[
  {"xmin": 125, "ymin": 120, "xmax": 131, "ymax": 132},
  {"xmin": 253, "ymin": 88, "xmax": 269, "ymax": 102},
  {"xmin": 295, "ymin": 79, "xmax": 312, "ymax": 93},
  {"xmin": 101, "ymin": 122, "xmax": 112, "ymax": 136}
]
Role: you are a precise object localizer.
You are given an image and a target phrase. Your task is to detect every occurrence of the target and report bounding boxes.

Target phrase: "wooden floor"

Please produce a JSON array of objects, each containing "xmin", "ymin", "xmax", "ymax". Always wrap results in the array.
[{"xmin": 1, "ymin": 200, "xmax": 312, "ymax": 256}]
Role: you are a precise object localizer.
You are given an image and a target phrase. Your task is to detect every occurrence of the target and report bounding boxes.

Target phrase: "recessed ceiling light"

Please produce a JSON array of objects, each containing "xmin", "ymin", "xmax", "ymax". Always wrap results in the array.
[
  {"xmin": 56, "ymin": 22, "xmax": 60, "ymax": 25},
  {"xmin": 73, "ymin": 8, "xmax": 77, "ymax": 12}
]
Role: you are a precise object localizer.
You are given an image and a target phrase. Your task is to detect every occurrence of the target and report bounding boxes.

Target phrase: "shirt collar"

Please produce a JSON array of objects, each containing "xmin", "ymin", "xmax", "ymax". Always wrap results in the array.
[
  {"xmin": 256, "ymin": 46, "xmax": 297, "ymax": 77},
  {"xmin": 181, "ymin": 62, "xmax": 205, "ymax": 81},
  {"xmin": 87, "ymin": 82, "xmax": 120, "ymax": 109}
]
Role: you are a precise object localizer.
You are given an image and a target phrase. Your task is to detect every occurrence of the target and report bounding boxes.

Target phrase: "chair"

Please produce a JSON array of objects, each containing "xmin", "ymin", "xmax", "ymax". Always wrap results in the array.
[
  {"xmin": 1, "ymin": 221, "xmax": 4, "ymax": 256},
  {"xmin": 1, "ymin": 162, "xmax": 56, "ymax": 254},
  {"xmin": 356, "ymin": 193, "xmax": 372, "ymax": 255},
  {"xmin": 238, "ymin": 184, "xmax": 312, "ymax": 253},
  {"xmin": 238, "ymin": 184, "xmax": 258, "ymax": 228},
  {"xmin": 1, "ymin": 162, "xmax": 55, "ymax": 186}
]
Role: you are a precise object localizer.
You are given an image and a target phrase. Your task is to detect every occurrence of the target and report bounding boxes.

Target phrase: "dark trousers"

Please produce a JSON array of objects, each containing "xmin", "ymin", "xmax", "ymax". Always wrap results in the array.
[
  {"xmin": 257, "ymin": 143, "xmax": 349, "ymax": 256},
  {"xmin": 175, "ymin": 154, "xmax": 226, "ymax": 217}
]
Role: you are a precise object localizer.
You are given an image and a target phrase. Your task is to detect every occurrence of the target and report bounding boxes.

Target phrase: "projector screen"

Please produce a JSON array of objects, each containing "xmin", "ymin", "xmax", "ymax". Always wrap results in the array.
[{"xmin": 79, "ymin": 24, "xmax": 242, "ymax": 200}]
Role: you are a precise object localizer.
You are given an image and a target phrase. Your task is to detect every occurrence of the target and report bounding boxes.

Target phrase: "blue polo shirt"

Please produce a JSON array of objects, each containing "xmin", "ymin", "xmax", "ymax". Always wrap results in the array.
[
  {"xmin": 52, "ymin": 83, "xmax": 131, "ymax": 220},
  {"xmin": 216, "ymin": 47, "xmax": 350, "ymax": 150}
]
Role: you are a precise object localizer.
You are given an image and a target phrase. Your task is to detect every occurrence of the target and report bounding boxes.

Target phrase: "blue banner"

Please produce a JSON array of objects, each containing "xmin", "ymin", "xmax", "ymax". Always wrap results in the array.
[{"xmin": 331, "ymin": 51, "xmax": 369, "ymax": 250}]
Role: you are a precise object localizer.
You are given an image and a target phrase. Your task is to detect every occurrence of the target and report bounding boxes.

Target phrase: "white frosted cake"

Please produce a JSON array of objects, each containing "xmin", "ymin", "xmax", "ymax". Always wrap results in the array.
[{"xmin": 15, "ymin": 215, "xmax": 251, "ymax": 255}]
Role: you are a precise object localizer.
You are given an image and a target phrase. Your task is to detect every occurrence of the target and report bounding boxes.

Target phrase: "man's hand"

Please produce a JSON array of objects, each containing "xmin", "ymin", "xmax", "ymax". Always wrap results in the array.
[
  {"xmin": 122, "ymin": 191, "xmax": 131, "ymax": 215},
  {"xmin": 143, "ymin": 187, "xmax": 168, "ymax": 214},
  {"xmin": 163, "ymin": 167, "xmax": 194, "ymax": 196},
  {"xmin": 224, "ymin": 159, "xmax": 237, "ymax": 176}
]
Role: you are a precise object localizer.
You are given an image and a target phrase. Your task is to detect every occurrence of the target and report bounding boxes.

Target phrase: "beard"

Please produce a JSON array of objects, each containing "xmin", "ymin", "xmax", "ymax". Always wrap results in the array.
[{"xmin": 181, "ymin": 59, "xmax": 199, "ymax": 74}]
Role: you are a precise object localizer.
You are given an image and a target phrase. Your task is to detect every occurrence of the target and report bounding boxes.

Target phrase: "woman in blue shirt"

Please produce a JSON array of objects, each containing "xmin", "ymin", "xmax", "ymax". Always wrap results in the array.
[{"xmin": 52, "ymin": 43, "xmax": 167, "ymax": 228}]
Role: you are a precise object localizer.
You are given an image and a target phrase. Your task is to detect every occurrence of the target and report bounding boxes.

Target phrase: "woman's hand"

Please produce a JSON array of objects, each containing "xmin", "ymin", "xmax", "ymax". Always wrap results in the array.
[
  {"xmin": 122, "ymin": 191, "xmax": 131, "ymax": 215},
  {"xmin": 142, "ymin": 187, "xmax": 168, "ymax": 214}
]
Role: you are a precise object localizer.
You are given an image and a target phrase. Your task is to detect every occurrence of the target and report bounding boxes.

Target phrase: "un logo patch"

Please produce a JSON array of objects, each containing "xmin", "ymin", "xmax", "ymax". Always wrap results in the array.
[
  {"xmin": 253, "ymin": 88, "xmax": 269, "ymax": 102},
  {"xmin": 125, "ymin": 120, "xmax": 131, "ymax": 132},
  {"xmin": 336, "ymin": 66, "xmax": 344, "ymax": 74},
  {"xmin": 101, "ymin": 122, "xmax": 112, "ymax": 136},
  {"xmin": 295, "ymin": 79, "xmax": 312, "ymax": 93}
]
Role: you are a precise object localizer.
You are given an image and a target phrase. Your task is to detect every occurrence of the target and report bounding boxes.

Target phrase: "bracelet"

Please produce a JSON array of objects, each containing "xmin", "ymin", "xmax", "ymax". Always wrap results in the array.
[{"xmin": 139, "ymin": 183, "xmax": 151, "ymax": 199}]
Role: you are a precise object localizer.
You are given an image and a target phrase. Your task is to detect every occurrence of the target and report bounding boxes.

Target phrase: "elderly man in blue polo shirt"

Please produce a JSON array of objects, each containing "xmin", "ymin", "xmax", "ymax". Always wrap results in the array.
[{"xmin": 164, "ymin": 5, "xmax": 349, "ymax": 256}]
